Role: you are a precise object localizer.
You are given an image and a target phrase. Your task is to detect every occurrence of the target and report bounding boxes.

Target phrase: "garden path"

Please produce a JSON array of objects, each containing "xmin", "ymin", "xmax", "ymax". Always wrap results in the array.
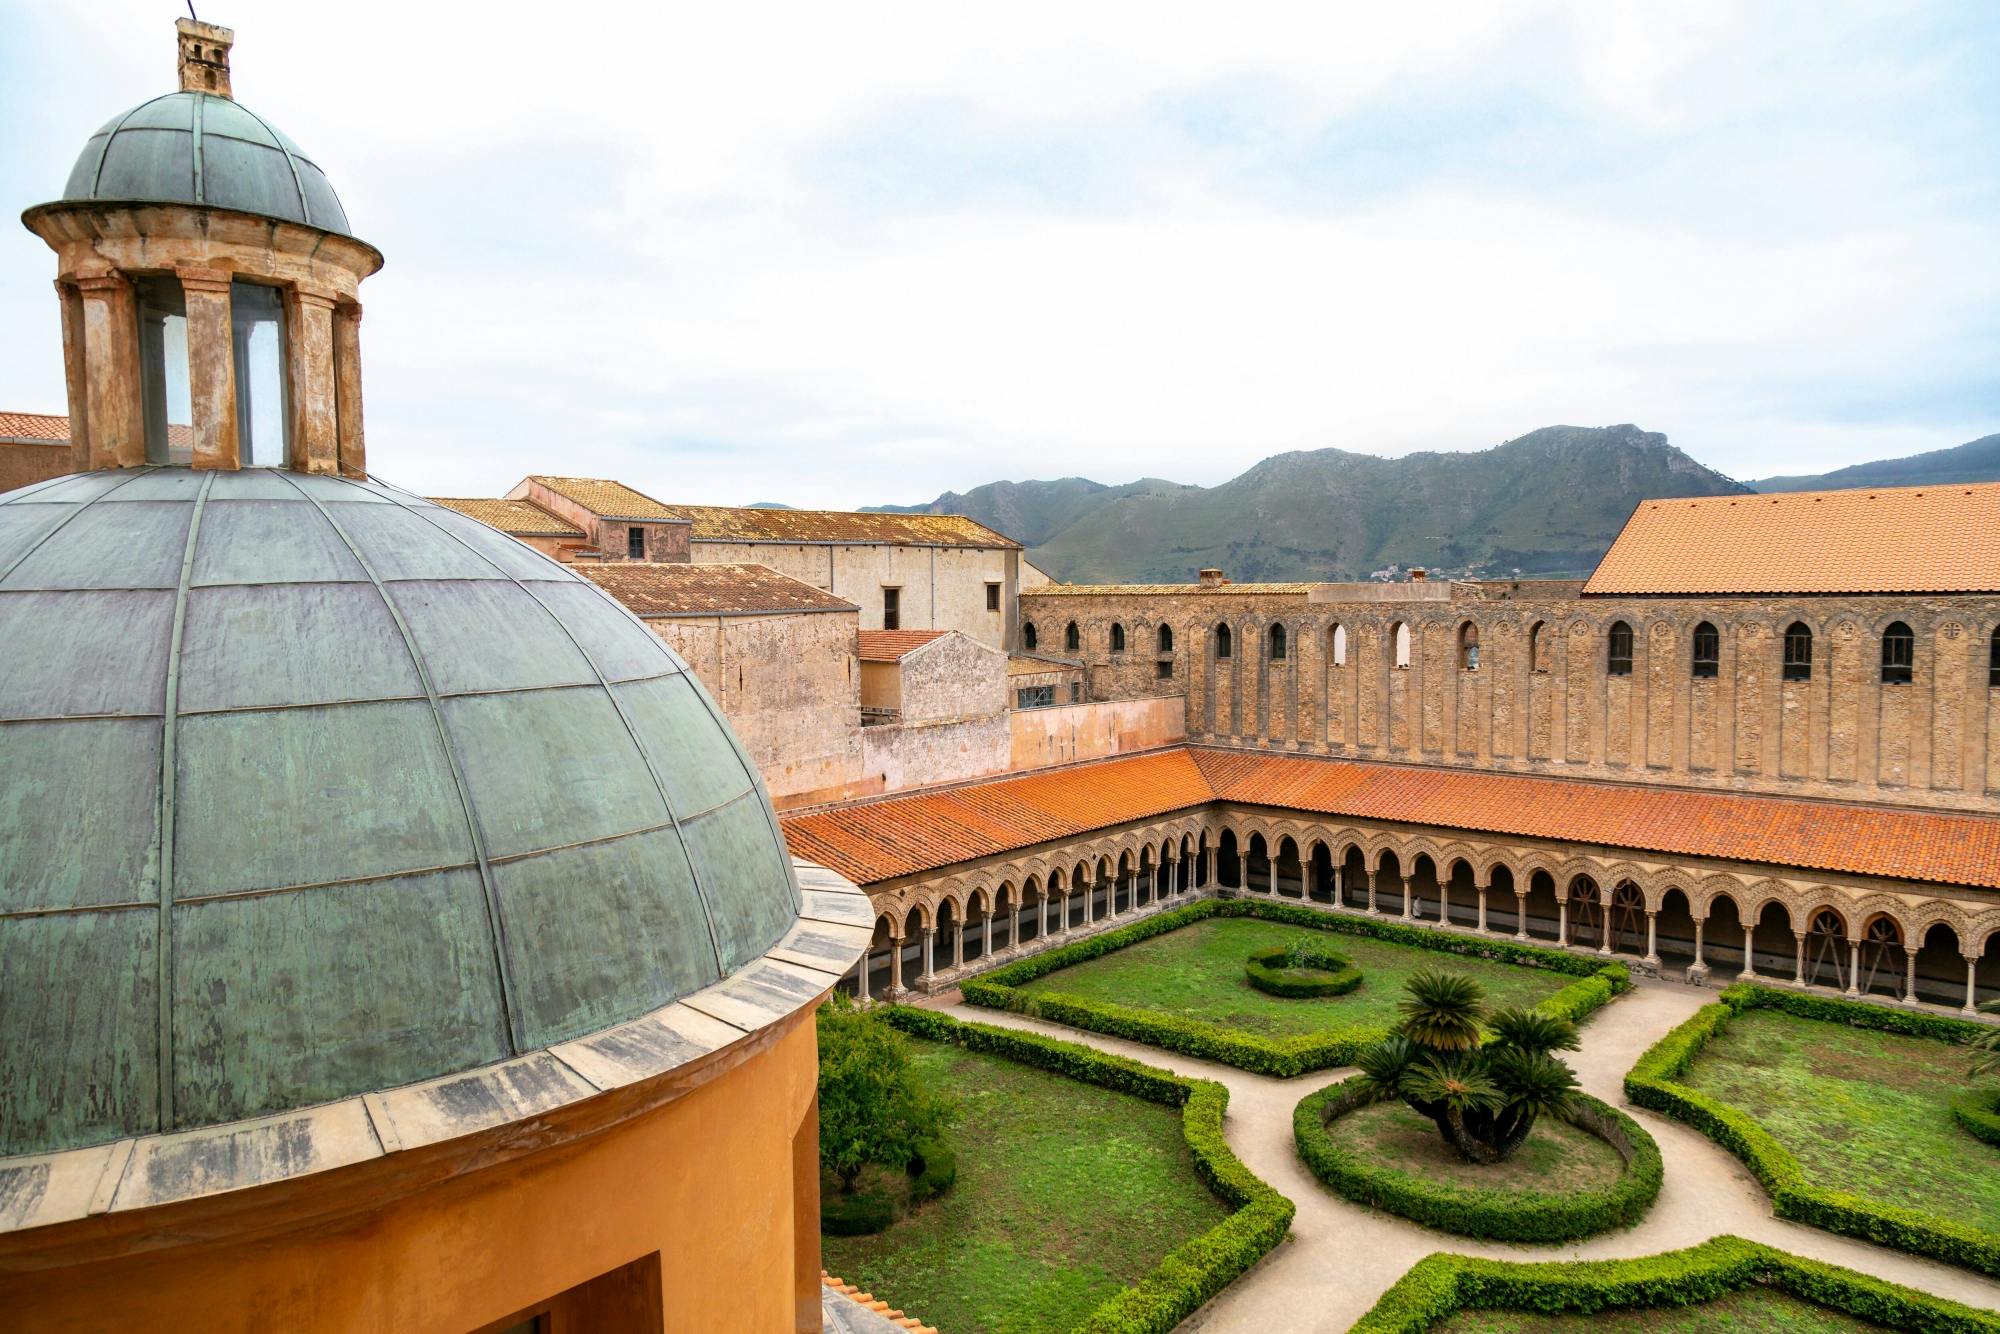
[{"xmin": 923, "ymin": 974, "xmax": 2000, "ymax": 1332}]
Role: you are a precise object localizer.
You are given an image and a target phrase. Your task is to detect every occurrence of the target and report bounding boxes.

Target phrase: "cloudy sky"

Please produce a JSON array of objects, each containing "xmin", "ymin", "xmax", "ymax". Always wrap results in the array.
[{"xmin": 1, "ymin": 1, "xmax": 1995, "ymax": 506}]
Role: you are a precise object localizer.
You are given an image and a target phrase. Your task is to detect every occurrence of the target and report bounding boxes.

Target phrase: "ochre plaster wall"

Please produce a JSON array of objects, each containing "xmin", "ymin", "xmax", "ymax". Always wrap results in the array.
[
  {"xmin": 6, "ymin": 1016, "xmax": 822, "ymax": 1334},
  {"xmin": 1010, "ymin": 695, "xmax": 1185, "ymax": 771},
  {"xmin": 0, "ymin": 440, "xmax": 73, "ymax": 494}
]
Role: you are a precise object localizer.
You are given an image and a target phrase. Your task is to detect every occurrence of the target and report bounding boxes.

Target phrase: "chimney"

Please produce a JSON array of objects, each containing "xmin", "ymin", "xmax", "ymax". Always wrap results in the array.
[
  {"xmin": 1197, "ymin": 568, "xmax": 1227, "ymax": 588},
  {"xmin": 176, "ymin": 18, "xmax": 235, "ymax": 98},
  {"xmin": 1409, "ymin": 567, "xmax": 1427, "ymax": 582}
]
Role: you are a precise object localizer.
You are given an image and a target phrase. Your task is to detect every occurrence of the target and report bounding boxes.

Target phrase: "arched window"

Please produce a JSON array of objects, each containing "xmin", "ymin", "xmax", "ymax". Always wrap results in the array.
[
  {"xmin": 1991, "ymin": 626, "xmax": 2000, "ymax": 687},
  {"xmin": 1269, "ymin": 623, "xmax": 1287, "ymax": 661},
  {"xmin": 1528, "ymin": 620, "xmax": 1547, "ymax": 673},
  {"xmin": 1109, "ymin": 622, "xmax": 1126, "ymax": 653},
  {"xmin": 1458, "ymin": 621, "xmax": 1479, "ymax": 671},
  {"xmin": 1215, "ymin": 623, "xmax": 1232, "ymax": 659},
  {"xmin": 1607, "ymin": 621, "xmax": 1633, "ymax": 676},
  {"xmin": 1880, "ymin": 622, "xmax": 1913, "ymax": 685},
  {"xmin": 1022, "ymin": 622, "xmax": 1037, "ymax": 651},
  {"xmin": 1691, "ymin": 622, "xmax": 1719, "ymax": 679},
  {"xmin": 1064, "ymin": 621, "xmax": 1080, "ymax": 653},
  {"xmin": 1157, "ymin": 624, "xmax": 1173, "ymax": 653},
  {"xmin": 1330, "ymin": 623, "xmax": 1347, "ymax": 666},
  {"xmin": 1392, "ymin": 621, "xmax": 1411, "ymax": 669},
  {"xmin": 1782, "ymin": 621, "xmax": 1813, "ymax": 682}
]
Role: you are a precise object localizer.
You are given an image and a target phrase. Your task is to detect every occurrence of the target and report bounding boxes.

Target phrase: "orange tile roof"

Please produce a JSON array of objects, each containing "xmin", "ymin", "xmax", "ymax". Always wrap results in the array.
[
  {"xmin": 781, "ymin": 750, "xmax": 1216, "ymax": 884},
  {"xmin": 1585, "ymin": 482, "xmax": 2000, "ymax": 595},
  {"xmin": 780, "ymin": 746, "xmax": 2000, "ymax": 890},
  {"xmin": 578, "ymin": 562, "xmax": 856, "ymax": 617},
  {"xmin": 673, "ymin": 505, "xmax": 1020, "ymax": 549},
  {"xmin": 858, "ymin": 630, "xmax": 949, "ymax": 662},
  {"xmin": 528, "ymin": 476, "xmax": 685, "ymax": 522},
  {"xmin": 0, "ymin": 411, "xmax": 69, "ymax": 442},
  {"xmin": 428, "ymin": 497, "xmax": 583, "ymax": 536}
]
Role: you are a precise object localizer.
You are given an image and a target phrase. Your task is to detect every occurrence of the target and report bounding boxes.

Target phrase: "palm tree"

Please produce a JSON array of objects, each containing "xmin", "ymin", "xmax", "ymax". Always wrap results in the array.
[
  {"xmin": 1396, "ymin": 969, "xmax": 1486, "ymax": 1051},
  {"xmin": 1972, "ymin": 999, "xmax": 2000, "ymax": 1081}
]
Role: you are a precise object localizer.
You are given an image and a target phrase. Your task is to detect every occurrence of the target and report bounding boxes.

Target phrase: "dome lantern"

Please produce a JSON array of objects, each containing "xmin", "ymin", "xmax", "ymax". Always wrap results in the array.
[{"xmin": 22, "ymin": 19, "xmax": 380, "ymax": 477}]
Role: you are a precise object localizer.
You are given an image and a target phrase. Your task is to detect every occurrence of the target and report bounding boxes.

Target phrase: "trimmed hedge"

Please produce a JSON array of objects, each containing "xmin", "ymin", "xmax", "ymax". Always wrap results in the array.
[
  {"xmin": 1244, "ymin": 944, "xmax": 1364, "ymax": 998},
  {"xmin": 1294, "ymin": 1077, "xmax": 1662, "ymax": 1243},
  {"xmin": 820, "ymin": 1189, "xmax": 896, "ymax": 1236},
  {"xmin": 909, "ymin": 1137, "xmax": 957, "ymax": 1201},
  {"xmin": 960, "ymin": 898, "xmax": 1629, "ymax": 1077},
  {"xmin": 1353, "ymin": 1234, "xmax": 2000, "ymax": 1334},
  {"xmin": 1953, "ymin": 1087, "xmax": 2000, "ymax": 1149},
  {"xmin": 1624, "ymin": 982, "xmax": 2000, "ymax": 1277},
  {"xmin": 880, "ymin": 1005, "xmax": 1294, "ymax": 1334}
]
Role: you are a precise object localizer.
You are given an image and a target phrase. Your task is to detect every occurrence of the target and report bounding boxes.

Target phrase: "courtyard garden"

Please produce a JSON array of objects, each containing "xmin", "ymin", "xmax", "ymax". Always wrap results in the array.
[
  {"xmin": 968, "ymin": 899, "xmax": 1627, "ymax": 1076},
  {"xmin": 1626, "ymin": 984, "xmax": 2000, "ymax": 1276},
  {"xmin": 818, "ymin": 1004, "xmax": 1290, "ymax": 1334}
]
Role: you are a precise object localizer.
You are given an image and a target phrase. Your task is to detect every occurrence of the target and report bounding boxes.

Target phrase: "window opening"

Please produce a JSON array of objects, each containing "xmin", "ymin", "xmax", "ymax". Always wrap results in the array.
[
  {"xmin": 1607, "ymin": 621, "xmax": 1633, "ymax": 676},
  {"xmin": 1880, "ymin": 622, "xmax": 1913, "ymax": 685},
  {"xmin": 882, "ymin": 586, "xmax": 901, "ymax": 630},
  {"xmin": 1691, "ymin": 622, "xmax": 1719, "ymax": 679},
  {"xmin": 1782, "ymin": 622, "xmax": 1813, "ymax": 682}
]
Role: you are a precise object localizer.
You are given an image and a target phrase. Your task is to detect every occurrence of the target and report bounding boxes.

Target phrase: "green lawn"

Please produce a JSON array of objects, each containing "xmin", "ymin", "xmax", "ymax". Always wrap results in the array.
[
  {"xmin": 821, "ymin": 1039, "xmax": 1231, "ymax": 1334},
  {"xmin": 1438, "ymin": 1287, "xmax": 1882, "ymax": 1332},
  {"xmin": 1675, "ymin": 1008, "xmax": 2000, "ymax": 1233},
  {"xmin": 1014, "ymin": 917, "xmax": 1577, "ymax": 1038},
  {"xmin": 1336, "ymin": 1100, "xmax": 1624, "ymax": 1193}
]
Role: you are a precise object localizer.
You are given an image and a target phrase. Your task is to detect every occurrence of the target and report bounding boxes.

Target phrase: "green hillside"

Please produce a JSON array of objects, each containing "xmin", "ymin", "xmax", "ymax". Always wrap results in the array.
[{"xmin": 1748, "ymin": 433, "xmax": 2000, "ymax": 493}]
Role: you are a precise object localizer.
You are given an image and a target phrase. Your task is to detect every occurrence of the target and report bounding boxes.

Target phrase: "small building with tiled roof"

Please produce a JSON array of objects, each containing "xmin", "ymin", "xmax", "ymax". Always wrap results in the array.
[
  {"xmin": 579, "ymin": 561, "xmax": 857, "ymax": 619},
  {"xmin": 0, "ymin": 411, "xmax": 196, "ymax": 492},
  {"xmin": 506, "ymin": 475, "xmax": 691, "ymax": 562},
  {"xmin": 858, "ymin": 629, "xmax": 949, "ymax": 661},
  {"xmin": 1585, "ymin": 481, "xmax": 2000, "ymax": 596},
  {"xmin": 428, "ymin": 496, "xmax": 589, "ymax": 562},
  {"xmin": 857, "ymin": 629, "xmax": 1008, "ymax": 726}
]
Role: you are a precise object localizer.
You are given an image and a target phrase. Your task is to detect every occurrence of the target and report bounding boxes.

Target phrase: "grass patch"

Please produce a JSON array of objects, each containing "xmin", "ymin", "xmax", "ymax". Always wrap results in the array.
[
  {"xmin": 822, "ymin": 1038, "xmax": 1233, "ymax": 1334},
  {"xmin": 1675, "ymin": 1008, "xmax": 2000, "ymax": 1234},
  {"xmin": 1017, "ymin": 917, "xmax": 1575, "ymax": 1038},
  {"xmin": 1338, "ymin": 1101, "xmax": 1625, "ymax": 1194},
  {"xmin": 1435, "ymin": 1286, "xmax": 1884, "ymax": 1332}
]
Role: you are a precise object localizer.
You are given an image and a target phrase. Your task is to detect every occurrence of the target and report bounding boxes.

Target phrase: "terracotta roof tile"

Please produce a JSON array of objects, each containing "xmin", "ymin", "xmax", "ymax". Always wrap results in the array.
[
  {"xmin": 1024, "ymin": 582, "xmax": 1314, "ymax": 596},
  {"xmin": 578, "ymin": 562, "xmax": 856, "ymax": 617},
  {"xmin": 1585, "ymin": 483, "xmax": 2000, "ymax": 595},
  {"xmin": 528, "ymin": 476, "xmax": 685, "ymax": 522},
  {"xmin": 1007, "ymin": 654, "xmax": 1078, "ymax": 676},
  {"xmin": 781, "ymin": 747, "xmax": 2000, "ymax": 890},
  {"xmin": 673, "ymin": 505, "xmax": 1020, "ymax": 549},
  {"xmin": 428, "ymin": 497, "xmax": 583, "ymax": 537},
  {"xmin": 858, "ymin": 630, "xmax": 949, "ymax": 662},
  {"xmin": 0, "ymin": 411, "xmax": 70, "ymax": 442}
]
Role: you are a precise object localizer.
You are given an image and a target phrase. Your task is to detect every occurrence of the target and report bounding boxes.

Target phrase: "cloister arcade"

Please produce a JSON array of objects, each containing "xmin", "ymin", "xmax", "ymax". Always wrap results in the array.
[{"xmin": 842, "ymin": 809, "xmax": 2000, "ymax": 1015}]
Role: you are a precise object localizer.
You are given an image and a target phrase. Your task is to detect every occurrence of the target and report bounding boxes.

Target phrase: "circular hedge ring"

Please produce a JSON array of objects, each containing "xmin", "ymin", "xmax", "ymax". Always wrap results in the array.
[
  {"xmin": 1293, "ymin": 1077, "xmax": 1663, "ymax": 1243},
  {"xmin": 1245, "ymin": 944, "xmax": 1364, "ymax": 998}
]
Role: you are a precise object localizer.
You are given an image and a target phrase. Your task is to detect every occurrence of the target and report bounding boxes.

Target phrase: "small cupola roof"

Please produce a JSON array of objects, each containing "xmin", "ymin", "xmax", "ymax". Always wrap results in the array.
[{"xmin": 55, "ymin": 19, "xmax": 352, "ymax": 235}]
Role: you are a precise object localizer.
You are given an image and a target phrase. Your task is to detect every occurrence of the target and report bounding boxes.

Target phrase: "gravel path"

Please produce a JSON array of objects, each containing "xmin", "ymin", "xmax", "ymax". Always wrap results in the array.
[{"xmin": 924, "ymin": 974, "xmax": 2000, "ymax": 1331}]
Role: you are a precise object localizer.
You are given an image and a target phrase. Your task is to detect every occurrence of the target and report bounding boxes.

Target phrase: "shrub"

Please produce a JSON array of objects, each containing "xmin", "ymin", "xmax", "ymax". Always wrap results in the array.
[
  {"xmin": 908, "ymin": 1138, "xmax": 957, "ymax": 1201},
  {"xmin": 1952, "ymin": 1088, "xmax": 2000, "ymax": 1149},
  {"xmin": 1353, "ymin": 1235, "xmax": 2000, "ymax": 1333},
  {"xmin": 961, "ymin": 898, "xmax": 1628, "ymax": 1077},
  {"xmin": 1244, "ymin": 944, "xmax": 1364, "ymax": 998},
  {"xmin": 820, "ymin": 1189, "xmax": 896, "ymax": 1237},
  {"xmin": 878, "ymin": 1006, "xmax": 1294, "ymax": 1334},
  {"xmin": 817, "ymin": 991, "xmax": 955, "ymax": 1192},
  {"xmin": 1294, "ymin": 1077, "xmax": 1661, "ymax": 1243},
  {"xmin": 1624, "ymin": 982, "xmax": 2000, "ymax": 1277}
]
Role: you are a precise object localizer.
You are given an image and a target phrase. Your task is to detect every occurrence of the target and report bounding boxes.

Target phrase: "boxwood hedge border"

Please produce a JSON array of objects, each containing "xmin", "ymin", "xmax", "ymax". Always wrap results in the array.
[
  {"xmin": 1293, "ymin": 1076, "xmax": 1662, "ymax": 1243},
  {"xmin": 879, "ymin": 1005, "xmax": 1295, "ymax": 1334},
  {"xmin": 960, "ymin": 899, "xmax": 1629, "ymax": 1077},
  {"xmin": 1352, "ymin": 1234, "xmax": 2000, "ymax": 1334},
  {"xmin": 1954, "ymin": 1087, "xmax": 2000, "ymax": 1148},
  {"xmin": 1624, "ymin": 981, "xmax": 2000, "ymax": 1277},
  {"xmin": 1244, "ymin": 944, "xmax": 1364, "ymax": 998}
]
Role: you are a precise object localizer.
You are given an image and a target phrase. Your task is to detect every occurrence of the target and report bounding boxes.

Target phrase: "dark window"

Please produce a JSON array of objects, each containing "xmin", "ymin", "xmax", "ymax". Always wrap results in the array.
[
  {"xmin": 1528, "ymin": 621, "xmax": 1546, "ymax": 673},
  {"xmin": 1022, "ymin": 622, "xmax": 1038, "ymax": 651},
  {"xmin": 882, "ymin": 586, "xmax": 900, "ymax": 630},
  {"xmin": 1110, "ymin": 622, "xmax": 1126, "ymax": 653},
  {"xmin": 1991, "ymin": 627, "xmax": 2000, "ymax": 688},
  {"xmin": 1070, "ymin": 682, "xmax": 1081, "ymax": 703},
  {"xmin": 627, "ymin": 526, "xmax": 645, "ymax": 559},
  {"xmin": 1691, "ymin": 622, "xmax": 1719, "ymax": 679},
  {"xmin": 1155, "ymin": 659, "xmax": 1172, "ymax": 680},
  {"xmin": 1458, "ymin": 622, "xmax": 1479, "ymax": 671},
  {"xmin": 1216, "ymin": 624, "xmax": 1232, "ymax": 659},
  {"xmin": 1880, "ymin": 622, "xmax": 1913, "ymax": 685},
  {"xmin": 986, "ymin": 582, "xmax": 1001, "ymax": 612},
  {"xmin": 1064, "ymin": 621, "xmax": 1080, "ymax": 652},
  {"xmin": 1269, "ymin": 623, "xmax": 1287, "ymax": 660},
  {"xmin": 1782, "ymin": 622, "xmax": 1813, "ymax": 681},
  {"xmin": 1016, "ymin": 685, "xmax": 1055, "ymax": 709},
  {"xmin": 1158, "ymin": 624, "xmax": 1173, "ymax": 653},
  {"xmin": 1607, "ymin": 621, "xmax": 1633, "ymax": 676}
]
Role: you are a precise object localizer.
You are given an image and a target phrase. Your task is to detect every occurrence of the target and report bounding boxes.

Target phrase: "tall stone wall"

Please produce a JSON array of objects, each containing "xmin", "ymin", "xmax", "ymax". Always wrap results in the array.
[
  {"xmin": 691, "ymin": 541, "xmax": 1018, "ymax": 648},
  {"xmin": 900, "ymin": 633, "xmax": 1009, "ymax": 724},
  {"xmin": 1022, "ymin": 583, "xmax": 2000, "ymax": 812}
]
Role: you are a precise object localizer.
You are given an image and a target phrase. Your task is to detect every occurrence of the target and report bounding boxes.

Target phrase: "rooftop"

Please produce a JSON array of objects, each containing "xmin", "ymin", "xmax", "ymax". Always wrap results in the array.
[
  {"xmin": 0, "ymin": 410, "xmax": 69, "ymax": 443},
  {"xmin": 578, "ymin": 561, "xmax": 856, "ymax": 617},
  {"xmin": 527, "ymin": 476, "xmax": 685, "ymax": 522},
  {"xmin": 1585, "ymin": 481, "xmax": 2000, "ymax": 596},
  {"xmin": 674, "ymin": 504, "xmax": 1020, "ymax": 549},
  {"xmin": 858, "ymin": 629, "xmax": 949, "ymax": 662},
  {"xmin": 1024, "ymin": 582, "xmax": 1316, "ymax": 596},
  {"xmin": 428, "ymin": 496, "xmax": 583, "ymax": 537},
  {"xmin": 780, "ymin": 747, "xmax": 2000, "ymax": 891}
]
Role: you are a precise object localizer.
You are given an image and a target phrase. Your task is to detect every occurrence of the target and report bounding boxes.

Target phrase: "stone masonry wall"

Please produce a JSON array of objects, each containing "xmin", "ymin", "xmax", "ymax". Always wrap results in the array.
[{"xmin": 691, "ymin": 541, "xmax": 1018, "ymax": 649}]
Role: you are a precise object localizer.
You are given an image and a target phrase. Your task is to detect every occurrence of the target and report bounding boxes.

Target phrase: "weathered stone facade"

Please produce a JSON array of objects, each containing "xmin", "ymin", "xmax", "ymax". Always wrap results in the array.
[
  {"xmin": 695, "ymin": 540, "xmax": 1021, "ymax": 648},
  {"xmin": 1022, "ymin": 580, "xmax": 2000, "ymax": 812}
]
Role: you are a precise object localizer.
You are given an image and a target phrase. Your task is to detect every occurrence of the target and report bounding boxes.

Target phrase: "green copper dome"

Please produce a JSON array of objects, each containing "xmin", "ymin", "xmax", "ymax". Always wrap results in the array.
[
  {"xmin": 0, "ymin": 468, "xmax": 800, "ymax": 1158},
  {"xmin": 60, "ymin": 91, "xmax": 350, "ymax": 235}
]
